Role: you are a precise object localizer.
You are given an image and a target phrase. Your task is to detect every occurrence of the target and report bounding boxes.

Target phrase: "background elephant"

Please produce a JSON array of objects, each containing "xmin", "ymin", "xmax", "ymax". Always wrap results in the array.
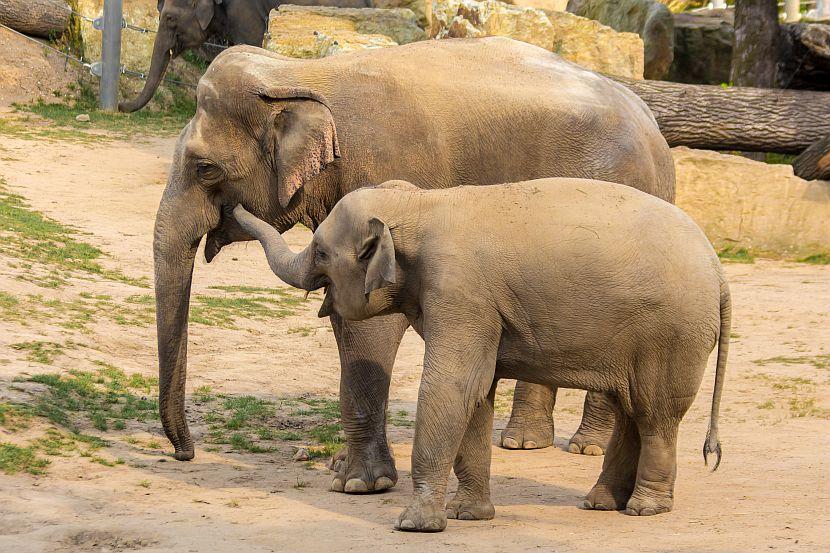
[
  {"xmin": 230, "ymin": 178, "xmax": 729, "ymax": 531},
  {"xmin": 119, "ymin": 0, "xmax": 371, "ymax": 113},
  {"xmin": 152, "ymin": 38, "xmax": 675, "ymax": 494}
]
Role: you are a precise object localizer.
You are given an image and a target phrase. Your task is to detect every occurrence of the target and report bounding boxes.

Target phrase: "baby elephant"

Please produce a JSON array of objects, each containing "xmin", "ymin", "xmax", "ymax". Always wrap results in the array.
[{"xmin": 233, "ymin": 178, "xmax": 729, "ymax": 532}]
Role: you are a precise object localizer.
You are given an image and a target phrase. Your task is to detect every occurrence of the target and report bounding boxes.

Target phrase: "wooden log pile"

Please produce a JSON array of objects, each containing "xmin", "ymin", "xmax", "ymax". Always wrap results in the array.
[{"xmin": 0, "ymin": 0, "xmax": 70, "ymax": 39}]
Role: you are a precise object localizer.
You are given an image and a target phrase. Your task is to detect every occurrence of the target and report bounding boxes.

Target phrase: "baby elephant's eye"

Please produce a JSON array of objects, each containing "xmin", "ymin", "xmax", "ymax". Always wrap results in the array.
[
  {"xmin": 315, "ymin": 249, "xmax": 328, "ymax": 262},
  {"xmin": 196, "ymin": 161, "xmax": 223, "ymax": 184}
]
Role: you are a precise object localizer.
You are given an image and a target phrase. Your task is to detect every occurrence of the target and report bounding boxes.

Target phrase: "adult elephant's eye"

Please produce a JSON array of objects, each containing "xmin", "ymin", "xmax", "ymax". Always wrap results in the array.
[{"xmin": 196, "ymin": 161, "xmax": 223, "ymax": 185}]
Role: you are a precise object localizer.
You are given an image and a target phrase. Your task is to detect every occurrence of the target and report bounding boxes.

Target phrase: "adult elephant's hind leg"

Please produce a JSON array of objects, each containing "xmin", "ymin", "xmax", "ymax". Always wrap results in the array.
[
  {"xmin": 582, "ymin": 402, "xmax": 639, "ymax": 511},
  {"xmin": 447, "ymin": 383, "xmax": 497, "ymax": 521},
  {"xmin": 330, "ymin": 313, "xmax": 409, "ymax": 494},
  {"xmin": 568, "ymin": 391, "xmax": 616, "ymax": 456},
  {"xmin": 625, "ymin": 417, "xmax": 681, "ymax": 516},
  {"xmin": 500, "ymin": 381, "xmax": 556, "ymax": 449}
]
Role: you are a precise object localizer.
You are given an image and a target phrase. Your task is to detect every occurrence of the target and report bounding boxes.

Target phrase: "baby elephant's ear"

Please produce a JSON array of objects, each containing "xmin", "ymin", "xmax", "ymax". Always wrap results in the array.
[{"xmin": 360, "ymin": 218, "xmax": 396, "ymax": 295}]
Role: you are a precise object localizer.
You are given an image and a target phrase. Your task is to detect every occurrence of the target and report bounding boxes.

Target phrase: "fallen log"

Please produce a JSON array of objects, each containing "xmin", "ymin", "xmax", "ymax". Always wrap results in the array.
[
  {"xmin": 793, "ymin": 135, "xmax": 830, "ymax": 181},
  {"xmin": 618, "ymin": 78, "xmax": 830, "ymax": 154},
  {"xmin": 0, "ymin": 0, "xmax": 70, "ymax": 39}
]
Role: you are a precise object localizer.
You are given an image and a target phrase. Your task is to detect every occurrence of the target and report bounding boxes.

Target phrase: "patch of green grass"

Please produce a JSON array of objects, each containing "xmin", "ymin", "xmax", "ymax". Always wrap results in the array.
[
  {"xmin": 717, "ymin": 246, "xmax": 755, "ymax": 264},
  {"xmin": 0, "ymin": 183, "xmax": 147, "ymax": 287},
  {"xmin": 764, "ymin": 153, "xmax": 797, "ymax": 165},
  {"xmin": 229, "ymin": 433, "xmax": 270, "ymax": 453},
  {"xmin": 287, "ymin": 326, "xmax": 315, "ymax": 337},
  {"xmin": 9, "ymin": 79, "xmax": 195, "ymax": 139},
  {"xmin": 797, "ymin": 253, "xmax": 830, "ymax": 265},
  {"xmin": 10, "ymin": 341, "xmax": 67, "ymax": 364},
  {"xmin": 138, "ymin": 479, "xmax": 151, "ymax": 488},
  {"xmin": 293, "ymin": 478, "xmax": 309, "ymax": 489},
  {"xmin": 0, "ymin": 403, "xmax": 31, "ymax": 431},
  {"xmin": 389, "ymin": 409, "xmax": 414, "ymax": 428},
  {"xmin": 788, "ymin": 397, "xmax": 829, "ymax": 418},
  {"xmin": 190, "ymin": 291, "xmax": 306, "ymax": 328},
  {"xmin": 223, "ymin": 396, "xmax": 273, "ymax": 430},
  {"xmin": 23, "ymin": 364, "xmax": 159, "ymax": 434},
  {"xmin": 0, "ymin": 443, "xmax": 50, "ymax": 475},
  {"xmin": 754, "ymin": 354, "xmax": 830, "ymax": 370},
  {"xmin": 194, "ymin": 385, "xmax": 214, "ymax": 403},
  {"xmin": 290, "ymin": 397, "xmax": 340, "ymax": 420},
  {"xmin": 307, "ymin": 423, "xmax": 344, "ymax": 459},
  {"xmin": 757, "ymin": 400, "xmax": 775, "ymax": 410}
]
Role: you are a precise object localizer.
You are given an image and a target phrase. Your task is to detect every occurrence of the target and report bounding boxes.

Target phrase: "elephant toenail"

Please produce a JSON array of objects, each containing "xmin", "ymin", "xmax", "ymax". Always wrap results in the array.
[
  {"xmin": 502, "ymin": 437, "xmax": 520, "ymax": 449},
  {"xmin": 375, "ymin": 476, "xmax": 394, "ymax": 490},
  {"xmin": 524, "ymin": 440, "xmax": 537, "ymax": 449},
  {"xmin": 330, "ymin": 478, "xmax": 344, "ymax": 492},
  {"xmin": 344, "ymin": 478, "xmax": 369, "ymax": 493},
  {"xmin": 568, "ymin": 443, "xmax": 582, "ymax": 454},
  {"xmin": 399, "ymin": 519, "xmax": 416, "ymax": 530},
  {"xmin": 579, "ymin": 500, "xmax": 593, "ymax": 509},
  {"xmin": 459, "ymin": 512, "xmax": 474, "ymax": 520},
  {"xmin": 583, "ymin": 445, "xmax": 604, "ymax": 456},
  {"xmin": 641, "ymin": 508, "xmax": 657, "ymax": 516}
]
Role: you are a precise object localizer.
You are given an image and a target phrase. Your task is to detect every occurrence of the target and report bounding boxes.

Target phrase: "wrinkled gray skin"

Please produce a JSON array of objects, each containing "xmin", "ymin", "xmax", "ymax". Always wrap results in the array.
[
  {"xmin": 152, "ymin": 38, "xmax": 675, "ymax": 495},
  {"xmin": 119, "ymin": 0, "xmax": 371, "ymax": 113},
  {"xmin": 233, "ymin": 178, "xmax": 730, "ymax": 531}
]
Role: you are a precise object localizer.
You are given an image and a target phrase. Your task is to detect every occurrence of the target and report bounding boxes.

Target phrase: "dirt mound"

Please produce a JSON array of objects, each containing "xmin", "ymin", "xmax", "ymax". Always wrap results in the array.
[{"xmin": 0, "ymin": 27, "xmax": 83, "ymax": 107}]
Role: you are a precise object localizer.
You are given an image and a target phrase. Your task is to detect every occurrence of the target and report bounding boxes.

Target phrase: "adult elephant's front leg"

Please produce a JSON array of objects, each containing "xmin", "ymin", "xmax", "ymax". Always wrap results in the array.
[
  {"xmin": 500, "ymin": 381, "xmax": 556, "ymax": 449},
  {"xmin": 329, "ymin": 312, "xmax": 409, "ymax": 494}
]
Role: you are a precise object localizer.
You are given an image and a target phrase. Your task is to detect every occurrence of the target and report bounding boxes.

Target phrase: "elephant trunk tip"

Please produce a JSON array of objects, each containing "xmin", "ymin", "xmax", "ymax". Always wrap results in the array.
[{"xmin": 174, "ymin": 449, "xmax": 195, "ymax": 461}]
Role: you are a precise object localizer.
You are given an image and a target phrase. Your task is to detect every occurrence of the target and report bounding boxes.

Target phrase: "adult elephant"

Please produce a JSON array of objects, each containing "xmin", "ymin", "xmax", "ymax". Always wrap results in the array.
[
  {"xmin": 119, "ymin": 0, "xmax": 370, "ymax": 113},
  {"xmin": 153, "ymin": 38, "xmax": 675, "ymax": 494}
]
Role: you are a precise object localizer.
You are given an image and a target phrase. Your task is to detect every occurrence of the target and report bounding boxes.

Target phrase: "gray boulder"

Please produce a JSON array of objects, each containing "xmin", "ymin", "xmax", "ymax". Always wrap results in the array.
[
  {"xmin": 667, "ymin": 9, "xmax": 734, "ymax": 85},
  {"xmin": 566, "ymin": 0, "xmax": 674, "ymax": 79}
]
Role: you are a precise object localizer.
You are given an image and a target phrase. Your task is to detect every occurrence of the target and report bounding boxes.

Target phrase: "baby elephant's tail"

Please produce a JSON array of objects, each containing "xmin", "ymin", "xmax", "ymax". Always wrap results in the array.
[{"xmin": 703, "ymin": 282, "xmax": 731, "ymax": 471}]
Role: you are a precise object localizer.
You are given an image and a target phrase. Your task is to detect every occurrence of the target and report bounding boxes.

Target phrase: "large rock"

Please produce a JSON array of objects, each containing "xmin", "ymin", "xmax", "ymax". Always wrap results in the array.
[
  {"xmin": 566, "ymin": 0, "xmax": 674, "ymax": 79},
  {"xmin": 674, "ymin": 147, "xmax": 830, "ymax": 257},
  {"xmin": 667, "ymin": 9, "xmax": 733, "ymax": 85},
  {"xmin": 370, "ymin": 0, "xmax": 432, "ymax": 27},
  {"xmin": 266, "ymin": 5, "xmax": 425, "ymax": 58},
  {"xmin": 431, "ymin": 0, "xmax": 644, "ymax": 79},
  {"xmin": 505, "ymin": 0, "xmax": 569, "ymax": 12}
]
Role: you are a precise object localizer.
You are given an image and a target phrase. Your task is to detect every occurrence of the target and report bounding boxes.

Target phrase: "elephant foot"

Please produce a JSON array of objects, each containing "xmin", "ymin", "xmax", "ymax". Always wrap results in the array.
[
  {"xmin": 567, "ymin": 430, "xmax": 609, "ymax": 456},
  {"xmin": 173, "ymin": 449, "xmax": 195, "ymax": 461},
  {"xmin": 446, "ymin": 495, "xmax": 495, "ymax": 521},
  {"xmin": 395, "ymin": 499, "xmax": 447, "ymax": 532},
  {"xmin": 329, "ymin": 445, "xmax": 397, "ymax": 494},
  {"xmin": 624, "ymin": 494, "xmax": 673, "ymax": 516},
  {"xmin": 580, "ymin": 481, "xmax": 632, "ymax": 511},
  {"xmin": 499, "ymin": 416, "xmax": 554, "ymax": 450}
]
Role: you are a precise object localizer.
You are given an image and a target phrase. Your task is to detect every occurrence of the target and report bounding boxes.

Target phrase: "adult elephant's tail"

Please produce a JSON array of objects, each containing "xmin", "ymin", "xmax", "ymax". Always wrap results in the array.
[{"xmin": 703, "ymin": 281, "xmax": 730, "ymax": 471}]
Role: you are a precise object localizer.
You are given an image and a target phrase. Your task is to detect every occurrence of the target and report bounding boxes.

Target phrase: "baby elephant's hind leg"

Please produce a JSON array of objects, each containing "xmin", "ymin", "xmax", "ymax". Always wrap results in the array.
[
  {"xmin": 582, "ymin": 398, "xmax": 639, "ymax": 511},
  {"xmin": 446, "ymin": 384, "xmax": 497, "ymax": 521}
]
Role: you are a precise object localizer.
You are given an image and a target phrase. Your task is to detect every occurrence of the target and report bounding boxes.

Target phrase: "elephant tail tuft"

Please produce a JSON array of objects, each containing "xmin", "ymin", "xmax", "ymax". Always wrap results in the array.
[{"xmin": 703, "ymin": 281, "xmax": 730, "ymax": 472}]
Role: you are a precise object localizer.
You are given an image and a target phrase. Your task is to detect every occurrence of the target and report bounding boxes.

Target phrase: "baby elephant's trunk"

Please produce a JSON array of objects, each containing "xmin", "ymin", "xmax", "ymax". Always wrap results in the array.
[{"xmin": 703, "ymin": 282, "xmax": 731, "ymax": 471}]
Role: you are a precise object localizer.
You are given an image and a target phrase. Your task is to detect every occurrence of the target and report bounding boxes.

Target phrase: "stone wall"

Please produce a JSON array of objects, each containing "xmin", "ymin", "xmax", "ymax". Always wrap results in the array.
[{"xmin": 674, "ymin": 147, "xmax": 830, "ymax": 257}]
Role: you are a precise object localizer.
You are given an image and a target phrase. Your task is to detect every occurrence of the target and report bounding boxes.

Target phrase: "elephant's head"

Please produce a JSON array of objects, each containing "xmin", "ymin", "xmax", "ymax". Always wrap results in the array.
[
  {"xmin": 231, "ymin": 186, "xmax": 404, "ymax": 321},
  {"xmin": 153, "ymin": 48, "xmax": 341, "ymax": 460},
  {"xmin": 119, "ymin": 0, "xmax": 224, "ymax": 112}
]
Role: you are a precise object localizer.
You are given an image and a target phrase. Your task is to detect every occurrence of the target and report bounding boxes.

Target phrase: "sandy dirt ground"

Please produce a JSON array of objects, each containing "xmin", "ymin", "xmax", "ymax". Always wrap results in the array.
[{"xmin": 1, "ymin": 124, "xmax": 829, "ymax": 553}]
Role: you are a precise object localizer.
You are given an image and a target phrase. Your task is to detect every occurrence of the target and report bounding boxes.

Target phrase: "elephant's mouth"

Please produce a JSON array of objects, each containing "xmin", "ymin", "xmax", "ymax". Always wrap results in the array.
[
  {"xmin": 204, "ymin": 204, "xmax": 251, "ymax": 263},
  {"xmin": 317, "ymin": 285, "xmax": 334, "ymax": 318}
]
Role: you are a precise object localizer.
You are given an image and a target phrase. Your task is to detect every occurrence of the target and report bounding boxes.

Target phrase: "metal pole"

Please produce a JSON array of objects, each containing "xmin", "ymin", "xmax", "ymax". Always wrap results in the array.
[
  {"xmin": 100, "ymin": 0, "xmax": 123, "ymax": 111},
  {"xmin": 784, "ymin": 0, "xmax": 801, "ymax": 22}
]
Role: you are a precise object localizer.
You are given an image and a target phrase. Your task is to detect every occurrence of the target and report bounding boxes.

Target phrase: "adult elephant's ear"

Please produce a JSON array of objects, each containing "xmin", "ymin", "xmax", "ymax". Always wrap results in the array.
[
  {"xmin": 196, "ymin": 0, "xmax": 222, "ymax": 31},
  {"xmin": 260, "ymin": 87, "xmax": 341, "ymax": 209},
  {"xmin": 361, "ymin": 217, "xmax": 396, "ymax": 295}
]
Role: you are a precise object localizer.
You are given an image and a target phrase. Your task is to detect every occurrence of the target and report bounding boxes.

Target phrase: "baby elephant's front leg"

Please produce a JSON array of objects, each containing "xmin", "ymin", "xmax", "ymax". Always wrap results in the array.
[{"xmin": 396, "ymin": 329, "xmax": 500, "ymax": 532}]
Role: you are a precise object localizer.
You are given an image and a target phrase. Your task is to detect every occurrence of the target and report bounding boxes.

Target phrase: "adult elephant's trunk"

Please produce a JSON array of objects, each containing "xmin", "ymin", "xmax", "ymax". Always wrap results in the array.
[
  {"xmin": 232, "ymin": 205, "xmax": 316, "ymax": 290},
  {"xmin": 118, "ymin": 29, "xmax": 174, "ymax": 113},
  {"xmin": 153, "ymin": 174, "xmax": 219, "ymax": 460}
]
